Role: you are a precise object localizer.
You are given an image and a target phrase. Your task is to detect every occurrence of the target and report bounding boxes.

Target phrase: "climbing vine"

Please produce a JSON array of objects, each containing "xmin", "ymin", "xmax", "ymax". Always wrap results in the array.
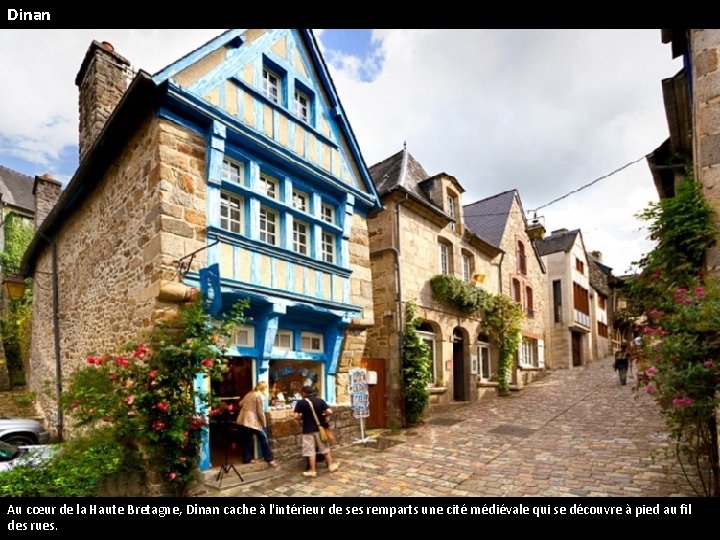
[
  {"xmin": 401, "ymin": 301, "xmax": 431, "ymax": 426},
  {"xmin": 626, "ymin": 174, "xmax": 720, "ymax": 497},
  {"xmin": 430, "ymin": 274, "xmax": 523, "ymax": 395},
  {"xmin": 63, "ymin": 296, "xmax": 248, "ymax": 496},
  {"xmin": 1, "ymin": 213, "xmax": 34, "ymax": 385}
]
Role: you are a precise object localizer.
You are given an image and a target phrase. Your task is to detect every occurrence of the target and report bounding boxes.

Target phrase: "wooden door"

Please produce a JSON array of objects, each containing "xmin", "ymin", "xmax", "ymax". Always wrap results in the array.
[
  {"xmin": 359, "ymin": 358, "xmax": 387, "ymax": 428},
  {"xmin": 572, "ymin": 332, "xmax": 582, "ymax": 367},
  {"xmin": 453, "ymin": 330, "xmax": 466, "ymax": 400}
]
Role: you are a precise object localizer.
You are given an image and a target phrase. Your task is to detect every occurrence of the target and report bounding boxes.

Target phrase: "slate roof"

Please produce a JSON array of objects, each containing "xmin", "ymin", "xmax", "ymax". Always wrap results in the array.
[
  {"xmin": 463, "ymin": 190, "xmax": 516, "ymax": 248},
  {"xmin": 368, "ymin": 148, "xmax": 439, "ymax": 210},
  {"xmin": 534, "ymin": 228, "xmax": 580, "ymax": 256},
  {"xmin": 0, "ymin": 165, "xmax": 34, "ymax": 214}
]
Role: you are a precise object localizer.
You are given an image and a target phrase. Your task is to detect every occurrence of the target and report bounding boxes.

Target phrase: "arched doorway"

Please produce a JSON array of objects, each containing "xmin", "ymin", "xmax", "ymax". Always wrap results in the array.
[{"xmin": 452, "ymin": 328, "xmax": 466, "ymax": 401}]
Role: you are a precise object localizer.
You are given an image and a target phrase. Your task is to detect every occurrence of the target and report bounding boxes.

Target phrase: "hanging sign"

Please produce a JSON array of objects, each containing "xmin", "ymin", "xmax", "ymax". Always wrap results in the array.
[{"xmin": 199, "ymin": 263, "xmax": 222, "ymax": 315}]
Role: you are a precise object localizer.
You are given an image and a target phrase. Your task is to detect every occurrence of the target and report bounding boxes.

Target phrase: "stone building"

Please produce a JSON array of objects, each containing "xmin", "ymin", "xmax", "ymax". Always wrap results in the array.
[
  {"xmin": 648, "ymin": 29, "xmax": 720, "ymax": 274},
  {"xmin": 464, "ymin": 190, "xmax": 547, "ymax": 386},
  {"xmin": 366, "ymin": 147, "xmax": 505, "ymax": 427},
  {"xmin": 534, "ymin": 228, "xmax": 594, "ymax": 369},
  {"xmin": 21, "ymin": 30, "xmax": 380, "ymax": 462},
  {"xmin": 587, "ymin": 251, "xmax": 613, "ymax": 360},
  {"xmin": 0, "ymin": 165, "xmax": 38, "ymax": 390}
]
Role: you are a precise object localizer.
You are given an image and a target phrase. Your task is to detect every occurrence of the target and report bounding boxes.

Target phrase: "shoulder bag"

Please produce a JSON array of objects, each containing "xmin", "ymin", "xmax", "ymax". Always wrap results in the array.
[{"xmin": 305, "ymin": 398, "xmax": 335, "ymax": 444}]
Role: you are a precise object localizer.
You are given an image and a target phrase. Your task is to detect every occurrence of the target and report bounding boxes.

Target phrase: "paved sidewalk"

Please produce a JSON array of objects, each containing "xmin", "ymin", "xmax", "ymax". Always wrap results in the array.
[{"xmin": 213, "ymin": 356, "xmax": 694, "ymax": 497}]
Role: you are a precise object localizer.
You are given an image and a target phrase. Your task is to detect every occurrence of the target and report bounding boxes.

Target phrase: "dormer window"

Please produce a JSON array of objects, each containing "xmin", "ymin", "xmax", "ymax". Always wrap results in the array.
[{"xmin": 447, "ymin": 194, "xmax": 457, "ymax": 232}]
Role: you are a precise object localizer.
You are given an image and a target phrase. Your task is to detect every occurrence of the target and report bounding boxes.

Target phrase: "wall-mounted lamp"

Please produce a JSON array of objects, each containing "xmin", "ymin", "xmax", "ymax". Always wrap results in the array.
[
  {"xmin": 3, "ymin": 274, "xmax": 27, "ymax": 300},
  {"xmin": 472, "ymin": 273, "xmax": 486, "ymax": 285}
]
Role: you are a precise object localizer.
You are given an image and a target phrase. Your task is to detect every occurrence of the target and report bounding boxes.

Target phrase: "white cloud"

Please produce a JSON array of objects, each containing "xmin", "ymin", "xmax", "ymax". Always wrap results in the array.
[
  {"xmin": 324, "ymin": 29, "xmax": 680, "ymax": 273},
  {"xmin": 0, "ymin": 29, "xmax": 680, "ymax": 274},
  {"xmin": 0, "ymin": 29, "xmax": 223, "ymax": 169}
]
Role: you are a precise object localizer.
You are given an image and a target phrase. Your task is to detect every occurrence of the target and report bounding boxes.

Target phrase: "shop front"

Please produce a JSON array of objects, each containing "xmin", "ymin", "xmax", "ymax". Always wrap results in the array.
[{"xmin": 198, "ymin": 293, "xmax": 353, "ymax": 470}]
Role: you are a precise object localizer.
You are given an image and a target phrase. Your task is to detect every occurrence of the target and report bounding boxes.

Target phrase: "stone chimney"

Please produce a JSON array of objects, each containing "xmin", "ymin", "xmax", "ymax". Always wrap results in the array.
[
  {"xmin": 33, "ymin": 174, "xmax": 62, "ymax": 231},
  {"xmin": 75, "ymin": 40, "xmax": 130, "ymax": 163}
]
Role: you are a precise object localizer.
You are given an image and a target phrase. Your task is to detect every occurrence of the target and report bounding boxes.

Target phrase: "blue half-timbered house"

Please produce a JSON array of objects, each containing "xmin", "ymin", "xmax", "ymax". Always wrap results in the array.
[
  {"xmin": 152, "ymin": 29, "xmax": 380, "ymax": 411},
  {"xmin": 22, "ymin": 30, "xmax": 379, "ymax": 465}
]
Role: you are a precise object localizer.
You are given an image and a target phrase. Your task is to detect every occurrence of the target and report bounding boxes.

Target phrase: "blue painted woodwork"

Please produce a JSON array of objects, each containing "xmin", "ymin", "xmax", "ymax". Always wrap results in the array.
[{"xmin": 155, "ymin": 31, "xmax": 380, "ymax": 466}]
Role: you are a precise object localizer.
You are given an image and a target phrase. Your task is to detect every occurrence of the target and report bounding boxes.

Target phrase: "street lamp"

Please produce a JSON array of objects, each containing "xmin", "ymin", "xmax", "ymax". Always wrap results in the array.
[{"xmin": 3, "ymin": 274, "xmax": 27, "ymax": 300}]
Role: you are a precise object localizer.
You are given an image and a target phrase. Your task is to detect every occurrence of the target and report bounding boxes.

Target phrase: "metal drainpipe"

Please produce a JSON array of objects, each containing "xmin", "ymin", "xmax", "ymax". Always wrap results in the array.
[
  {"xmin": 497, "ymin": 251, "xmax": 505, "ymax": 296},
  {"xmin": 37, "ymin": 232, "xmax": 62, "ymax": 443},
  {"xmin": 371, "ymin": 193, "xmax": 411, "ymax": 426},
  {"xmin": 51, "ymin": 239, "xmax": 62, "ymax": 443},
  {"xmin": 395, "ymin": 194, "xmax": 410, "ymax": 426}
]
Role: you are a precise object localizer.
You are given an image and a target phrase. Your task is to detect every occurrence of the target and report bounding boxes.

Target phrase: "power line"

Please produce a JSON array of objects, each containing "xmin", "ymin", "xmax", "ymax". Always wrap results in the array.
[{"xmin": 527, "ymin": 155, "xmax": 646, "ymax": 214}]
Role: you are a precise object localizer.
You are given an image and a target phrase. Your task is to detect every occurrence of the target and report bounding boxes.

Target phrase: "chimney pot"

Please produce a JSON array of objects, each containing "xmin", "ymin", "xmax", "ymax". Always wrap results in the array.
[{"xmin": 101, "ymin": 41, "xmax": 115, "ymax": 52}]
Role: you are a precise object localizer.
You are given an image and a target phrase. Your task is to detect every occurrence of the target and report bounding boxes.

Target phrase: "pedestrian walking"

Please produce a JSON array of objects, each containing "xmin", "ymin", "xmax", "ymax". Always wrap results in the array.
[
  {"xmin": 293, "ymin": 385, "xmax": 339, "ymax": 478},
  {"xmin": 236, "ymin": 381, "xmax": 278, "ymax": 467},
  {"xmin": 614, "ymin": 344, "xmax": 630, "ymax": 385}
]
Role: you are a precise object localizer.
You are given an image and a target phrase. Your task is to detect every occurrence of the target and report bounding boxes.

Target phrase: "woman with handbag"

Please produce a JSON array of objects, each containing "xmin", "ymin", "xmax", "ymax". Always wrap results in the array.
[
  {"xmin": 236, "ymin": 381, "xmax": 278, "ymax": 468},
  {"xmin": 293, "ymin": 385, "xmax": 340, "ymax": 478}
]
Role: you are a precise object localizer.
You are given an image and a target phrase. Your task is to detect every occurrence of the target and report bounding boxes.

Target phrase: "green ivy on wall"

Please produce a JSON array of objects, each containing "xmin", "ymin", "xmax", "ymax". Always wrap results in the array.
[
  {"xmin": 401, "ymin": 302, "xmax": 431, "ymax": 426},
  {"xmin": 1, "ymin": 213, "xmax": 34, "ymax": 385},
  {"xmin": 430, "ymin": 274, "xmax": 523, "ymax": 395},
  {"xmin": 1, "ymin": 213, "xmax": 33, "ymax": 274}
]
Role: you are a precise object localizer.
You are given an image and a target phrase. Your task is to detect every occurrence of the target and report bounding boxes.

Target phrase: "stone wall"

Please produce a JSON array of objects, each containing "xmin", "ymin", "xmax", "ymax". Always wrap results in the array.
[
  {"xmin": 33, "ymin": 175, "xmax": 61, "ymax": 231},
  {"xmin": 542, "ymin": 251, "xmax": 570, "ymax": 370},
  {"xmin": 366, "ymin": 194, "xmax": 502, "ymax": 422},
  {"xmin": 29, "ymin": 116, "xmax": 208, "ymax": 437},
  {"xmin": 265, "ymin": 405, "xmax": 359, "ymax": 461},
  {"xmin": 498, "ymin": 196, "xmax": 546, "ymax": 385},
  {"xmin": 692, "ymin": 30, "xmax": 720, "ymax": 274},
  {"xmin": 77, "ymin": 42, "xmax": 131, "ymax": 163}
]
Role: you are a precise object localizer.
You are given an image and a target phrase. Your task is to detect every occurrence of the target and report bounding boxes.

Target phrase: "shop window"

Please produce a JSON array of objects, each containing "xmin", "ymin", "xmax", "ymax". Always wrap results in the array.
[{"xmin": 269, "ymin": 359, "xmax": 323, "ymax": 406}]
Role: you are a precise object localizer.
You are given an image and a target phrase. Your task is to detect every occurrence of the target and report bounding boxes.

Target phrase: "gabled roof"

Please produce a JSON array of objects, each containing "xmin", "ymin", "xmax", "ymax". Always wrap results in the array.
[
  {"xmin": 463, "ymin": 190, "xmax": 515, "ymax": 248},
  {"xmin": 535, "ymin": 228, "xmax": 581, "ymax": 256},
  {"xmin": 23, "ymin": 29, "xmax": 381, "ymax": 275},
  {"xmin": 0, "ymin": 165, "xmax": 34, "ymax": 215},
  {"xmin": 154, "ymin": 29, "xmax": 380, "ymax": 208}
]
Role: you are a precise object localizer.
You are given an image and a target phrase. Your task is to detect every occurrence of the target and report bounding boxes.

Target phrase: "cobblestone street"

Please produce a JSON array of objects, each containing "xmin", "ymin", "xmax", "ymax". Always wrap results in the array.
[{"xmin": 214, "ymin": 356, "xmax": 694, "ymax": 497}]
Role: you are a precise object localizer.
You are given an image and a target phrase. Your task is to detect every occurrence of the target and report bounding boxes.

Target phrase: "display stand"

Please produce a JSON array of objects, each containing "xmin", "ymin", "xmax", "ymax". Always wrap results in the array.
[
  {"xmin": 215, "ymin": 415, "xmax": 243, "ymax": 487},
  {"xmin": 349, "ymin": 368, "xmax": 376, "ymax": 445}
]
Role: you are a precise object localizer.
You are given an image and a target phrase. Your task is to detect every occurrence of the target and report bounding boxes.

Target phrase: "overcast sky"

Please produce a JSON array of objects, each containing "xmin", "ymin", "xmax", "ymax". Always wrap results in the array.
[{"xmin": 0, "ymin": 29, "xmax": 681, "ymax": 274}]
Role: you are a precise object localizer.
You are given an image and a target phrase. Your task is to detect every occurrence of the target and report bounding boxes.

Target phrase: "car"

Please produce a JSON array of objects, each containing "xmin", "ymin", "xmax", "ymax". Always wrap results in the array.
[
  {"xmin": 0, "ymin": 417, "xmax": 50, "ymax": 445},
  {"xmin": 0, "ymin": 440, "xmax": 56, "ymax": 472}
]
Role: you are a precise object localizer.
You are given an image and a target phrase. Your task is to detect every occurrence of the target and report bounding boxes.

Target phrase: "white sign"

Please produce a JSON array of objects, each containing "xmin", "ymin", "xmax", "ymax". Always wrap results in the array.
[{"xmin": 349, "ymin": 368, "xmax": 369, "ymax": 418}]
